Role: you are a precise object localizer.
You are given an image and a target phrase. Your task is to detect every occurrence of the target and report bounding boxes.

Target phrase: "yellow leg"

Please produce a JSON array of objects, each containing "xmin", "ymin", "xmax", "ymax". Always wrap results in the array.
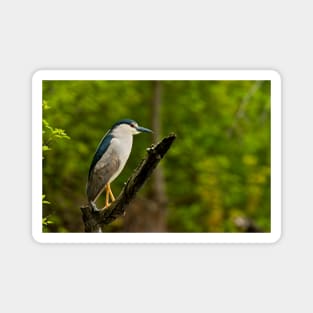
[
  {"xmin": 102, "ymin": 184, "xmax": 115, "ymax": 210},
  {"xmin": 104, "ymin": 184, "xmax": 110, "ymax": 209},
  {"xmin": 108, "ymin": 183, "xmax": 115, "ymax": 202},
  {"xmin": 101, "ymin": 184, "xmax": 115, "ymax": 210}
]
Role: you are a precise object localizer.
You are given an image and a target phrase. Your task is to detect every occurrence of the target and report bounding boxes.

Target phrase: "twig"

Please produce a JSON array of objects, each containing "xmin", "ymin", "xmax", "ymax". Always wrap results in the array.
[{"xmin": 228, "ymin": 81, "xmax": 264, "ymax": 138}]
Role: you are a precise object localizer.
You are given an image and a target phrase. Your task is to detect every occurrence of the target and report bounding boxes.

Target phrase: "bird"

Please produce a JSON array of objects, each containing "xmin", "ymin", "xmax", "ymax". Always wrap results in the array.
[{"xmin": 86, "ymin": 119, "xmax": 152, "ymax": 212}]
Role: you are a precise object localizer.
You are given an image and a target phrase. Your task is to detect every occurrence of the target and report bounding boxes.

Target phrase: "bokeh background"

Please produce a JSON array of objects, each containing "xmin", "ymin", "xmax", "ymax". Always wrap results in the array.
[{"xmin": 42, "ymin": 80, "xmax": 270, "ymax": 233}]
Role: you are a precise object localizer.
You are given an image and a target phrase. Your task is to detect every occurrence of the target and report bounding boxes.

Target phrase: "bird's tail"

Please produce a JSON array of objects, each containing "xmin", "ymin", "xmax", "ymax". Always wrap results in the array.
[{"xmin": 86, "ymin": 181, "xmax": 99, "ymax": 212}]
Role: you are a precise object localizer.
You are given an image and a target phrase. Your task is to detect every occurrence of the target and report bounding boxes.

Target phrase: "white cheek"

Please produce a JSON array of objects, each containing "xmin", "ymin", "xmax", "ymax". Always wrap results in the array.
[{"xmin": 132, "ymin": 128, "xmax": 140, "ymax": 135}]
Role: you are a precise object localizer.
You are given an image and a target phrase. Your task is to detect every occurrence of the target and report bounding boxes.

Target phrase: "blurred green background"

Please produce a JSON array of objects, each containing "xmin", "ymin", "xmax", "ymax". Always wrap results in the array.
[{"xmin": 42, "ymin": 80, "xmax": 271, "ymax": 233}]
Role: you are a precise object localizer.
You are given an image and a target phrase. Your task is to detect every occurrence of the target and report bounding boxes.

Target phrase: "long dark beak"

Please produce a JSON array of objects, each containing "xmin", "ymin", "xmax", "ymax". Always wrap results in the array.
[{"xmin": 136, "ymin": 126, "xmax": 152, "ymax": 133}]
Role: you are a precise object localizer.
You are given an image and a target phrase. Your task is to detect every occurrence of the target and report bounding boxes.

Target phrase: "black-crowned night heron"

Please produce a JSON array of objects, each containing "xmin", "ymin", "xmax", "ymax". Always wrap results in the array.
[{"xmin": 87, "ymin": 119, "xmax": 152, "ymax": 211}]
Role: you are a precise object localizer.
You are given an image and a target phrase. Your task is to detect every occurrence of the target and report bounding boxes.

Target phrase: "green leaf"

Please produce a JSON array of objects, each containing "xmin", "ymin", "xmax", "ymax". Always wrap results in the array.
[{"xmin": 42, "ymin": 194, "xmax": 50, "ymax": 205}]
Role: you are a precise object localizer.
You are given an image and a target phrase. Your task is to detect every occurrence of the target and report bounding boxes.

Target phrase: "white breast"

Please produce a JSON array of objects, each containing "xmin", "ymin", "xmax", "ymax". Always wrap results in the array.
[{"xmin": 108, "ymin": 134, "xmax": 133, "ymax": 183}]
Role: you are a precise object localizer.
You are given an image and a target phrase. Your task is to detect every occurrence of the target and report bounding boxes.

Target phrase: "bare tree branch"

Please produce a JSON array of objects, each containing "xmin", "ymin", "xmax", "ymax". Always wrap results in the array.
[
  {"xmin": 228, "ymin": 81, "xmax": 264, "ymax": 138},
  {"xmin": 80, "ymin": 133, "xmax": 176, "ymax": 232}
]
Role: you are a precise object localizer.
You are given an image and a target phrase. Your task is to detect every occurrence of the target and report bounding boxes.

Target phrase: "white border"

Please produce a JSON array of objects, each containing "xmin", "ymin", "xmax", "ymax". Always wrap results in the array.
[{"xmin": 32, "ymin": 70, "xmax": 281, "ymax": 244}]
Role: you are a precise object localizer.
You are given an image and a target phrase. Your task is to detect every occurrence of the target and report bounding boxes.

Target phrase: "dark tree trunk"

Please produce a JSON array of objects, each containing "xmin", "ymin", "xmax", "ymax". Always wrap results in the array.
[
  {"xmin": 151, "ymin": 81, "xmax": 168, "ymax": 207},
  {"xmin": 123, "ymin": 81, "xmax": 168, "ymax": 232}
]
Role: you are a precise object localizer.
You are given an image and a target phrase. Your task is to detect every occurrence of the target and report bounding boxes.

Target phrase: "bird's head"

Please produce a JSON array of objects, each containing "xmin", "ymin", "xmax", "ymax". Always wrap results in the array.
[{"xmin": 110, "ymin": 119, "xmax": 152, "ymax": 136}]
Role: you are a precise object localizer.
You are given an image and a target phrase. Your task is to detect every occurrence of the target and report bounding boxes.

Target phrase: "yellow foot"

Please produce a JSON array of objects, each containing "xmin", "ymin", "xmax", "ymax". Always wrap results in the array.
[{"xmin": 101, "ymin": 203, "xmax": 111, "ymax": 210}]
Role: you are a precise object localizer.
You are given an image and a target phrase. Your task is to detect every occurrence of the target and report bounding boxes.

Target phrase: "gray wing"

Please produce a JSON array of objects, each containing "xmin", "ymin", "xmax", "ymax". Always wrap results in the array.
[{"xmin": 86, "ymin": 145, "xmax": 120, "ymax": 202}]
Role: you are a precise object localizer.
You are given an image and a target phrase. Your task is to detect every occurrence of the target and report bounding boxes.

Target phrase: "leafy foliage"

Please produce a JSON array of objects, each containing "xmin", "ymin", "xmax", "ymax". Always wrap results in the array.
[
  {"xmin": 42, "ymin": 101, "xmax": 70, "ymax": 230},
  {"xmin": 42, "ymin": 80, "xmax": 270, "ymax": 232},
  {"xmin": 43, "ymin": 101, "xmax": 70, "ymax": 157}
]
